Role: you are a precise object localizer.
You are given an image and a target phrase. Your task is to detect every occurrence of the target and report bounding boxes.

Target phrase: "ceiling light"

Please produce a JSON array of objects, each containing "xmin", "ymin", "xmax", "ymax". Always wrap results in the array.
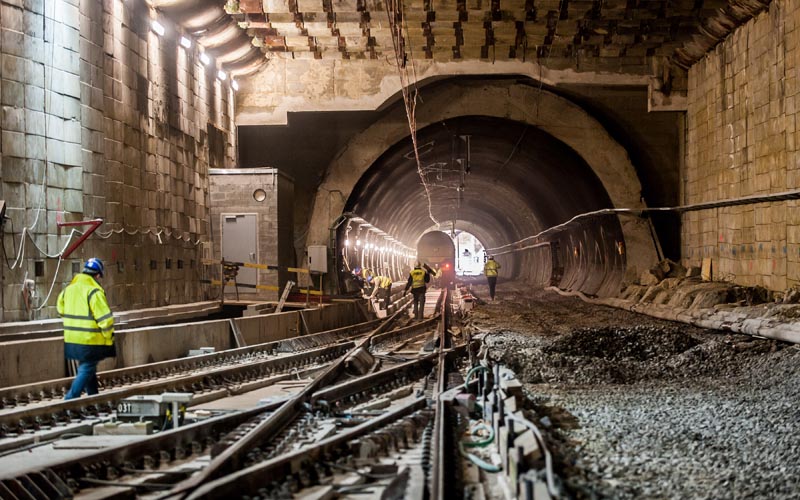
[
  {"xmin": 231, "ymin": 79, "xmax": 239, "ymax": 91},
  {"xmin": 217, "ymin": 70, "xmax": 227, "ymax": 81},
  {"xmin": 199, "ymin": 52, "xmax": 211, "ymax": 66},
  {"xmin": 151, "ymin": 20, "xmax": 165, "ymax": 37},
  {"xmin": 180, "ymin": 36, "xmax": 192, "ymax": 49}
]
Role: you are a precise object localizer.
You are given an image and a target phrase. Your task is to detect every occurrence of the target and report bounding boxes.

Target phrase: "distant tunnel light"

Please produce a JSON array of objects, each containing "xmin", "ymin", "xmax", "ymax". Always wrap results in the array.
[
  {"xmin": 217, "ymin": 70, "xmax": 227, "ymax": 81},
  {"xmin": 345, "ymin": 239, "xmax": 350, "ymax": 246},
  {"xmin": 199, "ymin": 52, "xmax": 211, "ymax": 66},
  {"xmin": 151, "ymin": 20, "xmax": 166, "ymax": 36},
  {"xmin": 356, "ymin": 239, "xmax": 361, "ymax": 247},
  {"xmin": 180, "ymin": 36, "xmax": 192, "ymax": 49},
  {"xmin": 231, "ymin": 79, "xmax": 239, "ymax": 91}
]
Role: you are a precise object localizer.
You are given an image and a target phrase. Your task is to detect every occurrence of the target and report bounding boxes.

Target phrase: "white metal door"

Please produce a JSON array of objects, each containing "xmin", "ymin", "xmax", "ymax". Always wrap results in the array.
[{"xmin": 221, "ymin": 214, "xmax": 258, "ymax": 293}]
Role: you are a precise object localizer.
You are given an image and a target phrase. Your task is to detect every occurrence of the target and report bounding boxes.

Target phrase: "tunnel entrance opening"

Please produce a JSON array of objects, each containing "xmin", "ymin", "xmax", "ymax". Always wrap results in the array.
[{"xmin": 454, "ymin": 231, "xmax": 485, "ymax": 276}]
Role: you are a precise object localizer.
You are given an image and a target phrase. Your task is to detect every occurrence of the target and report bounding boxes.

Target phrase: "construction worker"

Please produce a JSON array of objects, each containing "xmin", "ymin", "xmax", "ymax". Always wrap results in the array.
[
  {"xmin": 484, "ymin": 255, "xmax": 501, "ymax": 300},
  {"xmin": 365, "ymin": 274, "xmax": 393, "ymax": 309},
  {"xmin": 432, "ymin": 263, "xmax": 443, "ymax": 288},
  {"xmin": 404, "ymin": 261, "xmax": 430, "ymax": 320},
  {"xmin": 57, "ymin": 258, "xmax": 115, "ymax": 400}
]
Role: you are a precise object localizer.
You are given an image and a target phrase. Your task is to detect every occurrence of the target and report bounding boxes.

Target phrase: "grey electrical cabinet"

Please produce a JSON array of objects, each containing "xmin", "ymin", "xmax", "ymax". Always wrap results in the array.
[{"xmin": 308, "ymin": 245, "xmax": 328, "ymax": 273}]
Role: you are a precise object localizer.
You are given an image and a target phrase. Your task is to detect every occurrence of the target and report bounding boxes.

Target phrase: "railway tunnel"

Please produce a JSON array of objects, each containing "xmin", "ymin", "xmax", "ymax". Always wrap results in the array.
[
  {"xmin": 2, "ymin": 0, "xmax": 800, "ymax": 497},
  {"xmin": 303, "ymin": 78, "xmax": 664, "ymax": 298},
  {"xmin": 340, "ymin": 112, "xmax": 631, "ymax": 296}
]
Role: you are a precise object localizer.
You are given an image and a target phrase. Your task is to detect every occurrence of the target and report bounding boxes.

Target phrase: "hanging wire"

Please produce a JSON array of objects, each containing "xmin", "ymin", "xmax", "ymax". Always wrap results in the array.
[
  {"xmin": 486, "ymin": 188, "xmax": 800, "ymax": 255},
  {"xmin": 385, "ymin": 0, "xmax": 439, "ymax": 226}
]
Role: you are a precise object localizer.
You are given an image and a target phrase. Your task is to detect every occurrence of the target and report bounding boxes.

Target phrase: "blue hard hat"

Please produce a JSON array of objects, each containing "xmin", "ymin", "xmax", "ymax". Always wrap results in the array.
[
  {"xmin": 353, "ymin": 266, "xmax": 362, "ymax": 274},
  {"xmin": 84, "ymin": 258, "xmax": 104, "ymax": 277},
  {"xmin": 367, "ymin": 275, "xmax": 373, "ymax": 283}
]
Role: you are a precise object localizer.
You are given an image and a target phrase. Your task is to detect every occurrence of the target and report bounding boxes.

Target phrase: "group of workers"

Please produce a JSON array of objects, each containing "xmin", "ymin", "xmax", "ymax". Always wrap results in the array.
[
  {"xmin": 352, "ymin": 255, "xmax": 501, "ymax": 320},
  {"xmin": 58, "ymin": 254, "xmax": 501, "ymax": 401}
]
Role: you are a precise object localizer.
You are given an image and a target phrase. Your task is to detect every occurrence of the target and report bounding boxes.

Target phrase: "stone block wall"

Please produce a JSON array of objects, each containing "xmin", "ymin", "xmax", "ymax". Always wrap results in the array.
[
  {"xmin": 683, "ymin": 0, "xmax": 800, "ymax": 291},
  {"xmin": 0, "ymin": 0, "xmax": 237, "ymax": 321},
  {"xmin": 208, "ymin": 169, "xmax": 295, "ymax": 301}
]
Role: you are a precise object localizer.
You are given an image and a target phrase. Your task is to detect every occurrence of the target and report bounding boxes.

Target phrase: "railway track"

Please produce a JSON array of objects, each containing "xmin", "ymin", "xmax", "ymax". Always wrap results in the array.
[
  {"xmin": 0, "ymin": 288, "xmax": 562, "ymax": 499},
  {"xmin": 0, "ymin": 314, "xmax": 437, "ymax": 436}
]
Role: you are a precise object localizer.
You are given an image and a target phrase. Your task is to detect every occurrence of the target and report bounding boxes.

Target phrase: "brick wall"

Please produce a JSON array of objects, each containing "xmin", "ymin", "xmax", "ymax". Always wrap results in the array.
[
  {"xmin": 683, "ymin": 0, "xmax": 799, "ymax": 291},
  {"xmin": 0, "ymin": 0, "xmax": 236, "ymax": 321}
]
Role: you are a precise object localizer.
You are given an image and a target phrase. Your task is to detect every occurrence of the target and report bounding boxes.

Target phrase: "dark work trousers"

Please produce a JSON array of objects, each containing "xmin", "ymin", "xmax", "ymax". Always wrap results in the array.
[
  {"xmin": 379, "ymin": 287, "xmax": 391, "ymax": 309},
  {"xmin": 412, "ymin": 288, "xmax": 426, "ymax": 320},
  {"xmin": 487, "ymin": 276, "xmax": 498, "ymax": 299}
]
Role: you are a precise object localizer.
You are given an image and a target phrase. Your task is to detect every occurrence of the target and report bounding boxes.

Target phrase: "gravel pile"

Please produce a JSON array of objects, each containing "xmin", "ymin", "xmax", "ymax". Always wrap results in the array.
[{"xmin": 470, "ymin": 284, "xmax": 800, "ymax": 500}]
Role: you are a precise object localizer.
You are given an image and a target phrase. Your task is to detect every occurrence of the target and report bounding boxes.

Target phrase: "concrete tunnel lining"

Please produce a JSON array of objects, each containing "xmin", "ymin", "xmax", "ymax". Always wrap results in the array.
[
  {"xmin": 344, "ymin": 115, "xmax": 626, "ymax": 285},
  {"xmin": 307, "ymin": 80, "xmax": 658, "ymax": 284}
]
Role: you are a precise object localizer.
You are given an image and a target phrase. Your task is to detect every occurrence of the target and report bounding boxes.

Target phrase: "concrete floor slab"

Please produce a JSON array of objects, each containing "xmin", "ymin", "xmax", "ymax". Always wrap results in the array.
[
  {"xmin": 191, "ymin": 379, "xmax": 308, "ymax": 411},
  {"xmin": 0, "ymin": 435, "xmax": 148, "ymax": 479}
]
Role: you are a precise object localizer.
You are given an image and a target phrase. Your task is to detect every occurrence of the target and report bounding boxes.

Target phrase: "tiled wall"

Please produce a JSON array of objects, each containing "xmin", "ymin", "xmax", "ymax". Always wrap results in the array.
[
  {"xmin": 684, "ymin": 0, "xmax": 800, "ymax": 290},
  {"xmin": 0, "ymin": 0, "xmax": 236, "ymax": 320}
]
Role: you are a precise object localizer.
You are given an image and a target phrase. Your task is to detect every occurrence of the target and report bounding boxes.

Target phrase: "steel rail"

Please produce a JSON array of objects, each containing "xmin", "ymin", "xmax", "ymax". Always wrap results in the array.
[
  {"xmin": 0, "ymin": 306, "xmax": 438, "ymax": 498},
  {"xmin": 0, "ymin": 318, "xmax": 384, "ymax": 409},
  {"xmin": 432, "ymin": 287, "xmax": 451, "ymax": 500},
  {"xmin": 187, "ymin": 398, "xmax": 431, "ymax": 499},
  {"xmin": 0, "ymin": 298, "xmax": 467, "ymax": 500},
  {"xmin": 0, "ymin": 341, "xmax": 441, "ymax": 496},
  {"xmin": 0, "ymin": 343, "xmax": 353, "ymax": 435},
  {"xmin": 369, "ymin": 315, "xmax": 439, "ymax": 348},
  {"xmin": 159, "ymin": 304, "xmax": 416, "ymax": 499},
  {"xmin": 183, "ymin": 293, "xmax": 458, "ymax": 499}
]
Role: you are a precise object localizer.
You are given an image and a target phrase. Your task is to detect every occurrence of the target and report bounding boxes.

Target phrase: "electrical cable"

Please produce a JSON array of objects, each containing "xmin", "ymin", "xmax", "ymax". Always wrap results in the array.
[
  {"xmin": 384, "ymin": 0, "xmax": 438, "ymax": 226},
  {"xmin": 463, "ymin": 364, "xmax": 489, "ymax": 391},
  {"xmin": 462, "ymin": 422, "xmax": 494, "ymax": 448},
  {"xmin": 506, "ymin": 413, "xmax": 559, "ymax": 497},
  {"xmin": 1, "ymin": 216, "xmax": 16, "ymax": 270},
  {"xmin": 458, "ymin": 440, "xmax": 501, "ymax": 473},
  {"xmin": 34, "ymin": 256, "xmax": 63, "ymax": 311},
  {"xmin": 487, "ymin": 188, "xmax": 800, "ymax": 256}
]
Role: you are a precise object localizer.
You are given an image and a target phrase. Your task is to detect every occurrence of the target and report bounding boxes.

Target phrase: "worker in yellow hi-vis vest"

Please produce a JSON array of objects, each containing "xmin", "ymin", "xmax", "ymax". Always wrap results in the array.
[
  {"xmin": 57, "ymin": 258, "xmax": 116, "ymax": 400},
  {"xmin": 365, "ymin": 274, "xmax": 393, "ymax": 310},
  {"xmin": 404, "ymin": 262, "xmax": 431, "ymax": 320},
  {"xmin": 484, "ymin": 255, "xmax": 501, "ymax": 301}
]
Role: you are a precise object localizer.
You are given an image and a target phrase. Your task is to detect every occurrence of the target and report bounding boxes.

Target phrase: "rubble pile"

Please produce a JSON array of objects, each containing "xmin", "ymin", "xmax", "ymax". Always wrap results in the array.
[{"xmin": 470, "ymin": 284, "xmax": 800, "ymax": 500}]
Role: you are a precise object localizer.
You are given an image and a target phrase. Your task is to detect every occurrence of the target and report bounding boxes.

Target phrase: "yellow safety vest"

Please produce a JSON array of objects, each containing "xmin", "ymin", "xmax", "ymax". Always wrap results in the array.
[
  {"xmin": 376, "ymin": 276, "xmax": 392, "ymax": 288},
  {"xmin": 57, "ymin": 274, "xmax": 115, "ymax": 346},
  {"xmin": 484, "ymin": 259, "xmax": 500, "ymax": 277},
  {"xmin": 410, "ymin": 268, "xmax": 427, "ymax": 288}
]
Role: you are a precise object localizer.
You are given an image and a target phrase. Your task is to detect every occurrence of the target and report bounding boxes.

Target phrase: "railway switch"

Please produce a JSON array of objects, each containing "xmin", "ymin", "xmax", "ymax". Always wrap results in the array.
[{"xmin": 116, "ymin": 392, "xmax": 194, "ymax": 430}]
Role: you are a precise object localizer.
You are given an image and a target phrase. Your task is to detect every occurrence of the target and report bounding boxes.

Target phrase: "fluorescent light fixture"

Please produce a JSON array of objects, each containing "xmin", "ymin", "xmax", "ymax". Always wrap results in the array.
[
  {"xmin": 199, "ymin": 52, "xmax": 211, "ymax": 65},
  {"xmin": 180, "ymin": 36, "xmax": 192, "ymax": 49},
  {"xmin": 231, "ymin": 79, "xmax": 239, "ymax": 91},
  {"xmin": 151, "ymin": 20, "xmax": 165, "ymax": 36},
  {"xmin": 217, "ymin": 70, "xmax": 227, "ymax": 81}
]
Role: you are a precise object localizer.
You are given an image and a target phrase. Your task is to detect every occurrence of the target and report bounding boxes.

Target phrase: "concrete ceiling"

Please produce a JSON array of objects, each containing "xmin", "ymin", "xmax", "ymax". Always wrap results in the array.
[{"xmin": 220, "ymin": 0, "xmax": 771, "ymax": 75}]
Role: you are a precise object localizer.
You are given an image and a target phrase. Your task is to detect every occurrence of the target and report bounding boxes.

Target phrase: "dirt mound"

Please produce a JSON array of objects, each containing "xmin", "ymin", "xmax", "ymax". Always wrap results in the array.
[{"xmin": 544, "ymin": 325, "xmax": 702, "ymax": 362}]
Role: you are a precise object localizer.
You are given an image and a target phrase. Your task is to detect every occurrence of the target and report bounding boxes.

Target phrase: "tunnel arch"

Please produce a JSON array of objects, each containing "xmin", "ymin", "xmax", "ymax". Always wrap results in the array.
[{"xmin": 309, "ymin": 79, "xmax": 658, "ymax": 293}]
